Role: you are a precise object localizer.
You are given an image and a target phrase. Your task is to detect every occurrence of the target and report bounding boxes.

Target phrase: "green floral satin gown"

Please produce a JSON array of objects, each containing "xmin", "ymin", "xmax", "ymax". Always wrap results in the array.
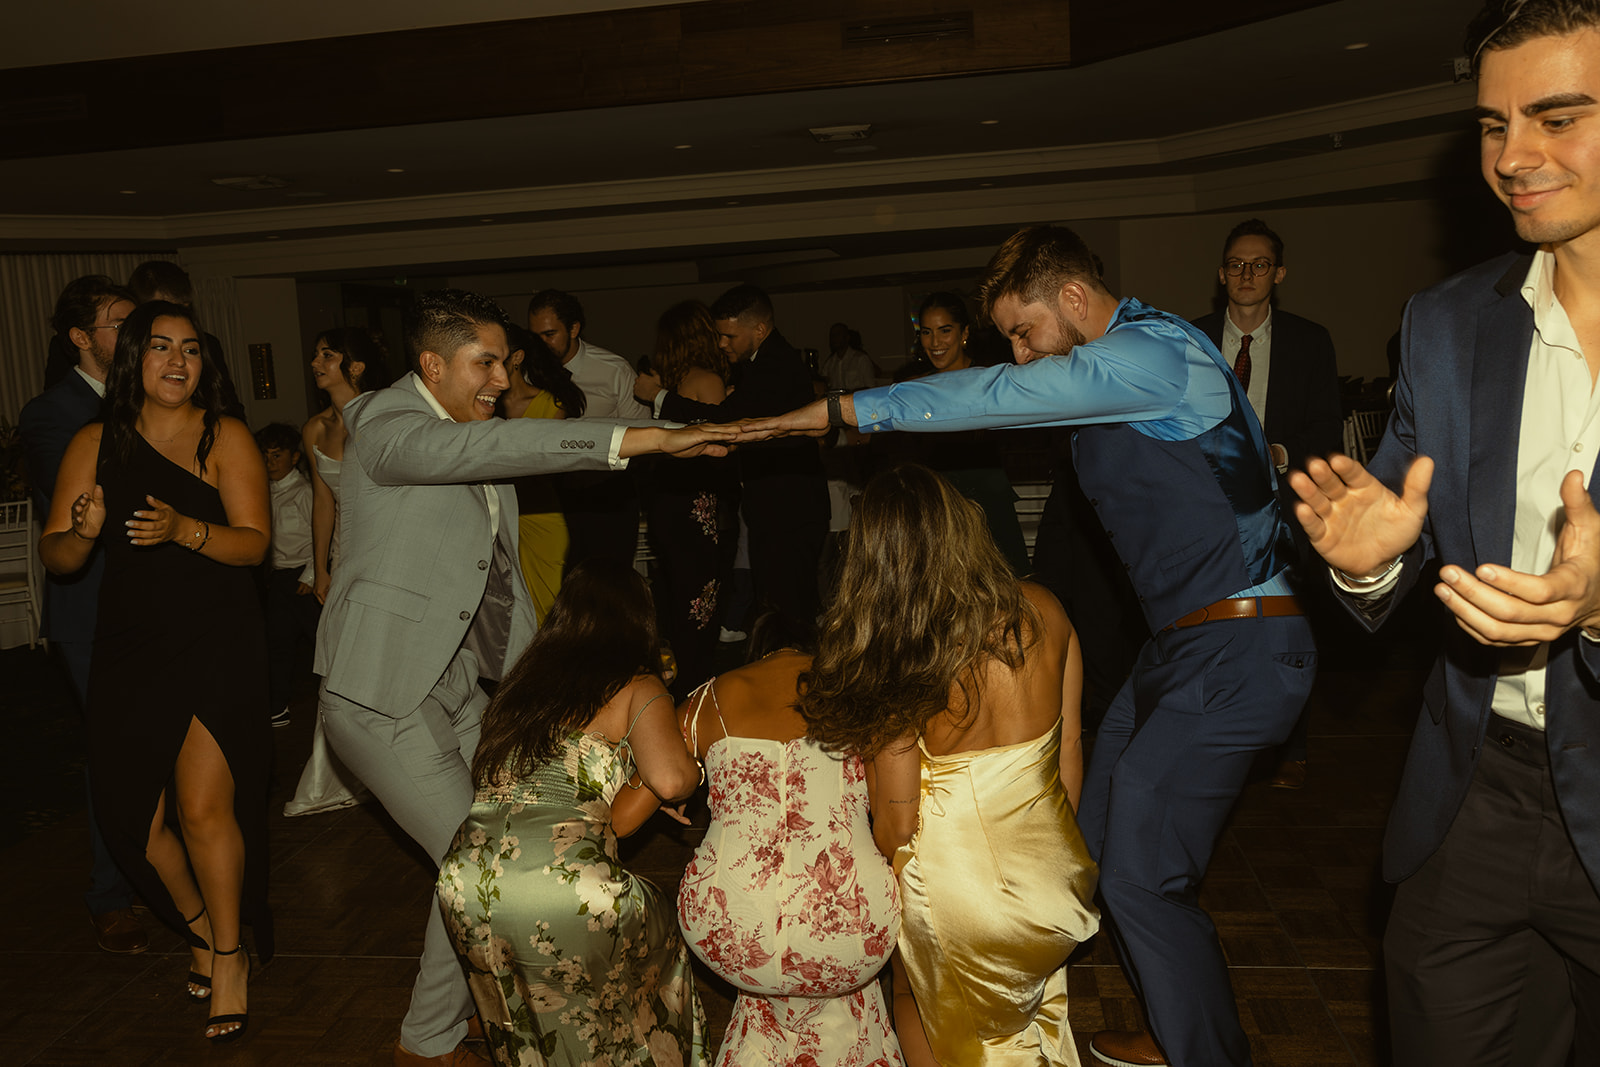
[{"xmin": 439, "ymin": 731, "xmax": 708, "ymax": 1067}]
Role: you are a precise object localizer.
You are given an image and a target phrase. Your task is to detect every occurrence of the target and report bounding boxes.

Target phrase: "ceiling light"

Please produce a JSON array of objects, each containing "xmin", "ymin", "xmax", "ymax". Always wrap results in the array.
[
  {"xmin": 210, "ymin": 175, "xmax": 289, "ymax": 190},
  {"xmin": 266, "ymin": 235, "xmax": 281, "ymax": 240},
  {"xmin": 809, "ymin": 124, "xmax": 872, "ymax": 143},
  {"xmin": 980, "ymin": 119, "xmax": 1000, "ymax": 125},
  {"xmin": 480, "ymin": 217, "xmax": 495, "ymax": 223},
  {"xmin": 674, "ymin": 144, "xmax": 693, "ymax": 150},
  {"xmin": 1344, "ymin": 41, "xmax": 1369, "ymax": 50},
  {"xmin": 387, "ymin": 167, "xmax": 405, "ymax": 173},
  {"xmin": 119, "ymin": 189, "xmax": 136, "ymax": 194}
]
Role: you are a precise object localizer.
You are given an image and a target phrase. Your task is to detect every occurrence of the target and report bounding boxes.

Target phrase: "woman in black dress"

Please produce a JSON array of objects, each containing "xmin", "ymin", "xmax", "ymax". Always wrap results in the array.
[
  {"xmin": 643, "ymin": 300, "xmax": 735, "ymax": 698},
  {"xmin": 40, "ymin": 301, "xmax": 273, "ymax": 1043}
]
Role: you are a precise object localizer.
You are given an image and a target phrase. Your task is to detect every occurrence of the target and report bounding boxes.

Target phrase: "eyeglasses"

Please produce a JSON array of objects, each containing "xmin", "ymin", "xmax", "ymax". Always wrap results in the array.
[{"xmin": 1223, "ymin": 259, "xmax": 1276, "ymax": 277}]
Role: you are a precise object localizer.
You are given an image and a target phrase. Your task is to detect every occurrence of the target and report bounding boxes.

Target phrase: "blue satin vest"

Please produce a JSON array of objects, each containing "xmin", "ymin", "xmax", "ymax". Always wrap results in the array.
[{"xmin": 1073, "ymin": 303, "xmax": 1292, "ymax": 631}]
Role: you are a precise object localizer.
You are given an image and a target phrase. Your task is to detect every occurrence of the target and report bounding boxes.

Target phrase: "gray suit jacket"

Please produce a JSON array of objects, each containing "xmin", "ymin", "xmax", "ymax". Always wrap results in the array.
[{"xmin": 314, "ymin": 375, "xmax": 622, "ymax": 715}]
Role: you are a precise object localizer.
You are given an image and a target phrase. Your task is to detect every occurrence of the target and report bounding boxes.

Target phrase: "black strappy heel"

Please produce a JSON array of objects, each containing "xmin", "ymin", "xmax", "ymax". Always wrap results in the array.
[
  {"xmin": 183, "ymin": 907, "xmax": 211, "ymax": 1002},
  {"xmin": 204, "ymin": 944, "xmax": 250, "ymax": 1043}
]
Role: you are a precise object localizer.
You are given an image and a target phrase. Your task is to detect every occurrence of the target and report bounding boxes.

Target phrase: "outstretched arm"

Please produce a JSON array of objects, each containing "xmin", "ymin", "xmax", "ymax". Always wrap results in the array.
[
  {"xmin": 1287, "ymin": 452, "xmax": 1433, "ymax": 579},
  {"xmin": 1434, "ymin": 469, "xmax": 1600, "ymax": 646}
]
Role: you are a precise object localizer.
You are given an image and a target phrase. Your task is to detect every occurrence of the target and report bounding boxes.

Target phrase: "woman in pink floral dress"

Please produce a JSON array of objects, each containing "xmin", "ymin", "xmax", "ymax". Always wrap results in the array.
[{"xmin": 677, "ymin": 639, "xmax": 903, "ymax": 1067}]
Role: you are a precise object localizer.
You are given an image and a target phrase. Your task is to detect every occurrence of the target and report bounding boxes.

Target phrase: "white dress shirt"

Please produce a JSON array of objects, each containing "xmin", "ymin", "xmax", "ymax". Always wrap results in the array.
[
  {"xmin": 1338, "ymin": 251, "xmax": 1600, "ymax": 731},
  {"xmin": 268, "ymin": 466, "xmax": 315, "ymax": 581},
  {"xmin": 1221, "ymin": 307, "xmax": 1274, "ymax": 436},
  {"xmin": 568, "ymin": 338, "xmax": 651, "ymax": 420}
]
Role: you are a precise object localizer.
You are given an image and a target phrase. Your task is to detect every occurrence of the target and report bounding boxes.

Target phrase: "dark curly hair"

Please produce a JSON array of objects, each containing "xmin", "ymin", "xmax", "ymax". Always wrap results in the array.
[
  {"xmin": 799, "ymin": 464, "xmax": 1037, "ymax": 757},
  {"xmin": 506, "ymin": 323, "xmax": 586, "ymax": 416},
  {"xmin": 314, "ymin": 326, "xmax": 394, "ymax": 395},
  {"xmin": 471, "ymin": 560, "xmax": 662, "ymax": 786},
  {"xmin": 102, "ymin": 300, "xmax": 227, "ymax": 473}
]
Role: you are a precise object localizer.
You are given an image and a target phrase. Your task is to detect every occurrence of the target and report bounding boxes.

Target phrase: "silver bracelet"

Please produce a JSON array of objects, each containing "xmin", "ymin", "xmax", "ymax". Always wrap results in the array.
[{"xmin": 1337, "ymin": 556, "xmax": 1402, "ymax": 586}]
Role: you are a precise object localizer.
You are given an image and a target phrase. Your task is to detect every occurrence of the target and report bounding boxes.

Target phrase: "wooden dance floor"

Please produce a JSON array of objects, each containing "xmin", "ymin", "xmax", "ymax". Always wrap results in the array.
[{"xmin": 0, "ymin": 644, "xmax": 1418, "ymax": 1065}]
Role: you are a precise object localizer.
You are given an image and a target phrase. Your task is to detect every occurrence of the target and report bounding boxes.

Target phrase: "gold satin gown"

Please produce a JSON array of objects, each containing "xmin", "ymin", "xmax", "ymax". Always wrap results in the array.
[{"xmin": 895, "ymin": 719, "xmax": 1100, "ymax": 1066}]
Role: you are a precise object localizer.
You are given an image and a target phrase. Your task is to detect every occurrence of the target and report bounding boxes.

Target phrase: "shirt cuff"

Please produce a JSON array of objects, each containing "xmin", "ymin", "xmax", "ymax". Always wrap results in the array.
[
  {"xmin": 1330, "ymin": 561, "xmax": 1403, "ymax": 598},
  {"xmin": 299, "ymin": 562, "xmax": 316, "ymax": 586},
  {"xmin": 608, "ymin": 425, "xmax": 629, "ymax": 470},
  {"xmin": 652, "ymin": 392, "xmax": 666, "ymax": 419}
]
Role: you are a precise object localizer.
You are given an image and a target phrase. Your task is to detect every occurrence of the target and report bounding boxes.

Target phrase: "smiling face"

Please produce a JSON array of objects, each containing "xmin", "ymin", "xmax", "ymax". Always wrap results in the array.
[
  {"xmin": 1479, "ymin": 28, "xmax": 1600, "ymax": 248},
  {"xmin": 140, "ymin": 315, "xmax": 204, "ymax": 407},
  {"xmin": 422, "ymin": 322, "xmax": 511, "ymax": 421},
  {"xmin": 918, "ymin": 307, "xmax": 971, "ymax": 372}
]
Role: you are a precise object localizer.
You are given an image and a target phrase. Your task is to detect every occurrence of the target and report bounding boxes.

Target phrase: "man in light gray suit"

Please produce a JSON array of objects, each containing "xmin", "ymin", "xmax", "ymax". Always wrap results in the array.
[{"xmin": 314, "ymin": 290, "xmax": 730, "ymax": 1067}]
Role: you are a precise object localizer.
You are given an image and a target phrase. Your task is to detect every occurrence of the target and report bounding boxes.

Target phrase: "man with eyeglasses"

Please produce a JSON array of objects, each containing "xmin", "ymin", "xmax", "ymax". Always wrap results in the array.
[
  {"xmin": 18, "ymin": 275, "xmax": 147, "ymax": 956},
  {"xmin": 1194, "ymin": 219, "xmax": 1342, "ymax": 791}
]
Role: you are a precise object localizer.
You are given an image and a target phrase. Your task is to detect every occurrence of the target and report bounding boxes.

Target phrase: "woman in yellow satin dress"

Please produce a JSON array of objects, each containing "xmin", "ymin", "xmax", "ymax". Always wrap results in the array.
[
  {"xmin": 800, "ymin": 463, "xmax": 1100, "ymax": 1067},
  {"xmin": 501, "ymin": 325, "xmax": 588, "ymax": 624}
]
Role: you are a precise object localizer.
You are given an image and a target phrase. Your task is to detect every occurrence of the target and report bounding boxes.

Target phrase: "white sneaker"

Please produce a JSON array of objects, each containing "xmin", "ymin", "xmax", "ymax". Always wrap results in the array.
[{"xmin": 718, "ymin": 627, "xmax": 747, "ymax": 643}]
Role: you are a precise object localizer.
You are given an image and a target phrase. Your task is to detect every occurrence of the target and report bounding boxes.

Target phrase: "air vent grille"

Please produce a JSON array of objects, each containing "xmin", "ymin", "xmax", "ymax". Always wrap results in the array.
[{"xmin": 843, "ymin": 13, "xmax": 974, "ymax": 47}]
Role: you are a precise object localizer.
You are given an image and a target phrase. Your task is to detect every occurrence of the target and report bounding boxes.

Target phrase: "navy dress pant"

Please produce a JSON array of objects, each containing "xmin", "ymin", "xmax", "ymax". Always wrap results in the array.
[{"xmin": 1078, "ymin": 614, "xmax": 1316, "ymax": 1066}]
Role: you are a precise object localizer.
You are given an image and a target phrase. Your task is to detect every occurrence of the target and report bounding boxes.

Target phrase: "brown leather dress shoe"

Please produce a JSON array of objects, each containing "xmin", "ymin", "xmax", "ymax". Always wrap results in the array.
[
  {"xmin": 1090, "ymin": 1029, "xmax": 1169, "ymax": 1067},
  {"xmin": 393, "ymin": 1041, "xmax": 491, "ymax": 1067},
  {"xmin": 91, "ymin": 907, "xmax": 148, "ymax": 955},
  {"xmin": 1268, "ymin": 758, "xmax": 1309, "ymax": 789}
]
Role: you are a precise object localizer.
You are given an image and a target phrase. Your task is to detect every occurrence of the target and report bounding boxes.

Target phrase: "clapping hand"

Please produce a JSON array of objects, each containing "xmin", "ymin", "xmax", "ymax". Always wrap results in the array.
[
  {"xmin": 1288, "ymin": 453, "xmax": 1432, "ymax": 579},
  {"xmin": 1435, "ymin": 469, "xmax": 1600, "ymax": 646},
  {"xmin": 71, "ymin": 485, "xmax": 106, "ymax": 541},
  {"xmin": 127, "ymin": 494, "xmax": 185, "ymax": 546}
]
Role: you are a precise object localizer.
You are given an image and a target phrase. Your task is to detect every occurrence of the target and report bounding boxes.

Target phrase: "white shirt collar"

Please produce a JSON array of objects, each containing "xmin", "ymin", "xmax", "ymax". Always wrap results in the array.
[
  {"xmin": 74, "ymin": 364, "xmax": 106, "ymax": 398},
  {"xmin": 408, "ymin": 371, "xmax": 455, "ymax": 421},
  {"xmin": 1222, "ymin": 305, "xmax": 1273, "ymax": 343}
]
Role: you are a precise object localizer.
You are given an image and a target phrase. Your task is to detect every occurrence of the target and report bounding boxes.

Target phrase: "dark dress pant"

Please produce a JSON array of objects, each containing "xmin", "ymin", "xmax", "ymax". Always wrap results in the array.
[
  {"xmin": 1384, "ymin": 714, "xmax": 1600, "ymax": 1067},
  {"xmin": 1078, "ymin": 614, "xmax": 1316, "ymax": 1066}
]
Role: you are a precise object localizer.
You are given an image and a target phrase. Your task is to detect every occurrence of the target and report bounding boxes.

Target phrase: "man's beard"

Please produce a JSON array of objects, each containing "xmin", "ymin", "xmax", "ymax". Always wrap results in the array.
[{"xmin": 1052, "ymin": 309, "xmax": 1088, "ymax": 354}]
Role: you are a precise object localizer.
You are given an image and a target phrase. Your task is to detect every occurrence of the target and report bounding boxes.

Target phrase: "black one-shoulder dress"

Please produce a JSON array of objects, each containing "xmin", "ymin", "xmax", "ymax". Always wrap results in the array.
[{"xmin": 87, "ymin": 429, "xmax": 274, "ymax": 960}]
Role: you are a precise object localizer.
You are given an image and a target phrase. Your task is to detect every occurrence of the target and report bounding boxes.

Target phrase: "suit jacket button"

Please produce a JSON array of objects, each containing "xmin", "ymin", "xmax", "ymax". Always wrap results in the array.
[
  {"xmin": 478, "ymin": 560, "xmax": 489, "ymax": 570},
  {"xmin": 459, "ymin": 610, "xmax": 471, "ymax": 621}
]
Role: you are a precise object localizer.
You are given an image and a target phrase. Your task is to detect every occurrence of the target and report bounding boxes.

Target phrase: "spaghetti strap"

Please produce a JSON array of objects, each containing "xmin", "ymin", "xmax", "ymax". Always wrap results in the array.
[
  {"xmin": 685, "ymin": 681, "xmax": 713, "ymax": 755},
  {"xmin": 615, "ymin": 688, "xmax": 667, "ymax": 784}
]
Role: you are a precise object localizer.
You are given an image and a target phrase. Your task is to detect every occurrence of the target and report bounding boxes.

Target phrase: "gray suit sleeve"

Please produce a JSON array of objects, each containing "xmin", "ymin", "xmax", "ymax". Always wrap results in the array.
[{"xmin": 353, "ymin": 396, "xmax": 625, "ymax": 486}]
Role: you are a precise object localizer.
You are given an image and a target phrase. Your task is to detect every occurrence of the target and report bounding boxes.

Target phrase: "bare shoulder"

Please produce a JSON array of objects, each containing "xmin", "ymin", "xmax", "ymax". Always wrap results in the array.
[
  {"xmin": 71, "ymin": 422, "xmax": 105, "ymax": 448},
  {"xmin": 302, "ymin": 408, "xmax": 333, "ymax": 447},
  {"xmin": 1021, "ymin": 581, "xmax": 1072, "ymax": 632},
  {"xmin": 680, "ymin": 367, "xmax": 727, "ymax": 404}
]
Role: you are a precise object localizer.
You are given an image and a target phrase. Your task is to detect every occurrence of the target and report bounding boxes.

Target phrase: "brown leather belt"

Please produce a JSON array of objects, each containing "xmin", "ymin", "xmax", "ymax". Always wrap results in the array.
[{"xmin": 1162, "ymin": 594, "xmax": 1304, "ymax": 632}]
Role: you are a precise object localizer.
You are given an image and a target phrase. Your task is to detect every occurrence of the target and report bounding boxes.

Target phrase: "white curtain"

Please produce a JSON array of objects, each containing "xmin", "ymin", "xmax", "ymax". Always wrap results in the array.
[{"xmin": 0, "ymin": 253, "xmax": 245, "ymax": 423}]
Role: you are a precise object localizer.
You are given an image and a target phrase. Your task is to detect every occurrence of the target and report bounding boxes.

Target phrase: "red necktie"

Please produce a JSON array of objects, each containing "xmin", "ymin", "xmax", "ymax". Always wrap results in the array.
[{"xmin": 1233, "ymin": 333, "xmax": 1252, "ymax": 392}]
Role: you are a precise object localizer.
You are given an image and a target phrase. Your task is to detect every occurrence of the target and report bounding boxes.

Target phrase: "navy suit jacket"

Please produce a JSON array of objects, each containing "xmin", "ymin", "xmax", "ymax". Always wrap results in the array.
[
  {"xmin": 17, "ymin": 370, "xmax": 105, "ymax": 642},
  {"xmin": 1192, "ymin": 307, "xmax": 1343, "ymax": 470},
  {"xmin": 1349, "ymin": 253, "xmax": 1600, "ymax": 890}
]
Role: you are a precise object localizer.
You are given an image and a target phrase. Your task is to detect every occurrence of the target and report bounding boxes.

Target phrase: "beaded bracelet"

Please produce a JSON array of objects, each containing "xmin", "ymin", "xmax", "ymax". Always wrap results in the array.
[{"xmin": 188, "ymin": 519, "xmax": 211, "ymax": 553}]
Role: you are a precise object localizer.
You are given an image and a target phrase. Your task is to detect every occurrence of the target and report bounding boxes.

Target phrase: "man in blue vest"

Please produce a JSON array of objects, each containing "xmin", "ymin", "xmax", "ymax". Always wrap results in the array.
[{"xmin": 738, "ymin": 224, "xmax": 1315, "ymax": 1066}]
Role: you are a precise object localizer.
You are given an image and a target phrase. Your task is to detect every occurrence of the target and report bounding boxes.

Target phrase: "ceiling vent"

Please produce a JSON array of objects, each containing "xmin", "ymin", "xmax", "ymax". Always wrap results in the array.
[
  {"xmin": 843, "ymin": 13, "xmax": 974, "ymax": 47},
  {"xmin": 210, "ymin": 175, "xmax": 290, "ymax": 191},
  {"xmin": 809, "ymin": 124, "xmax": 873, "ymax": 144}
]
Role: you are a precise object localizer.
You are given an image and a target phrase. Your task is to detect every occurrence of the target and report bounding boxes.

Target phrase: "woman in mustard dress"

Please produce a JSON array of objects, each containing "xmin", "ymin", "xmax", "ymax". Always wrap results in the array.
[
  {"xmin": 800, "ymin": 464, "xmax": 1099, "ymax": 1066},
  {"xmin": 500, "ymin": 324, "xmax": 588, "ymax": 624}
]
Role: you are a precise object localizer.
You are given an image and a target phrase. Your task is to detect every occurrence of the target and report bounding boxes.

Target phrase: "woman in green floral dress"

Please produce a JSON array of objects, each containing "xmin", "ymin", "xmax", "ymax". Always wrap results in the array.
[{"xmin": 438, "ymin": 561, "xmax": 709, "ymax": 1066}]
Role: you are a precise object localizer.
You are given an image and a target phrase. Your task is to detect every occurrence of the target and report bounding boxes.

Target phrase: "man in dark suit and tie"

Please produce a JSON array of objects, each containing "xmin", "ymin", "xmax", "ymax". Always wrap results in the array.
[
  {"xmin": 1194, "ymin": 219, "xmax": 1343, "ymax": 789},
  {"xmin": 1292, "ymin": 2, "xmax": 1600, "ymax": 1061},
  {"xmin": 19, "ymin": 275, "xmax": 146, "ymax": 954},
  {"xmin": 634, "ymin": 284, "xmax": 828, "ymax": 625}
]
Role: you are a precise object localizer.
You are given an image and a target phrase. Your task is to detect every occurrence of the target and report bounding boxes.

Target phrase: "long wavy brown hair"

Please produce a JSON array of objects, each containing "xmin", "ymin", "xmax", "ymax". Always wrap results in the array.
[
  {"xmin": 651, "ymin": 300, "xmax": 730, "ymax": 392},
  {"xmin": 799, "ymin": 464, "xmax": 1038, "ymax": 757},
  {"xmin": 471, "ymin": 560, "xmax": 662, "ymax": 786}
]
